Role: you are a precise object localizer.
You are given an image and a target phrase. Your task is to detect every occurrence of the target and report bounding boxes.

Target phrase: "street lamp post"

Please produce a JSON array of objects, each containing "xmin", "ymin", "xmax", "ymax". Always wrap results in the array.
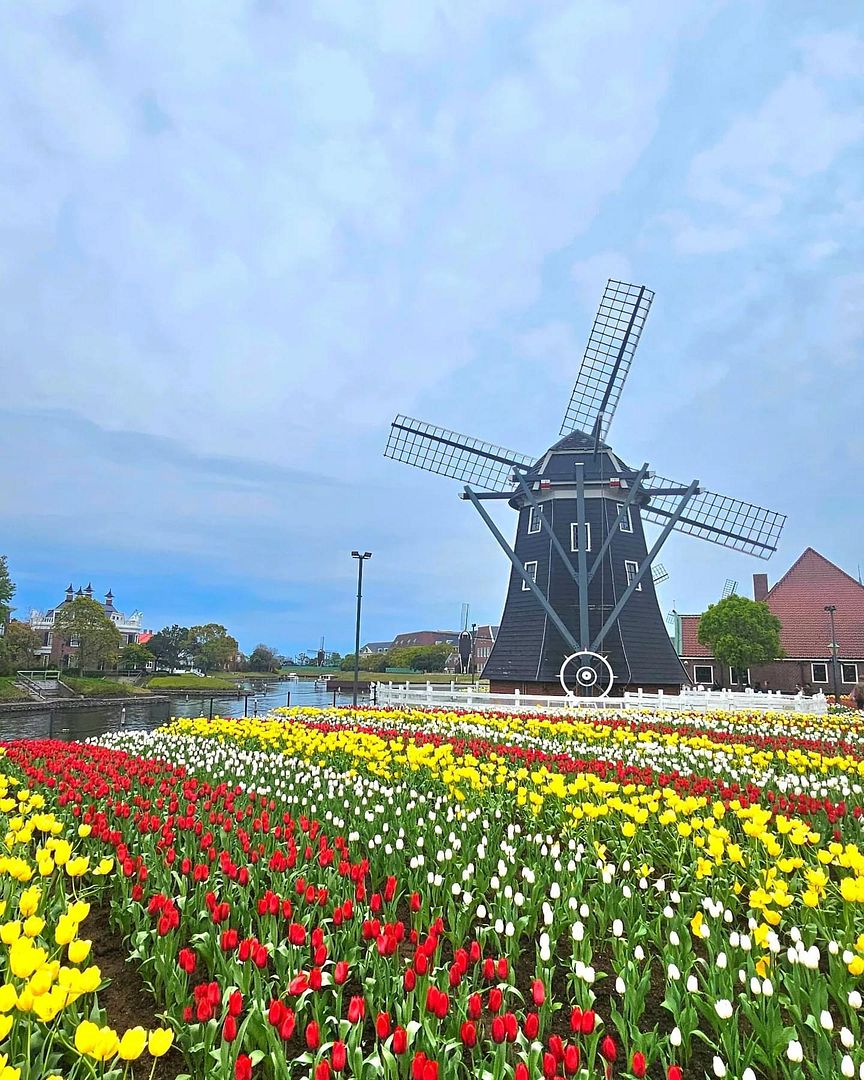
[
  {"xmin": 825, "ymin": 604, "xmax": 841, "ymax": 703},
  {"xmin": 351, "ymin": 551, "xmax": 372, "ymax": 708}
]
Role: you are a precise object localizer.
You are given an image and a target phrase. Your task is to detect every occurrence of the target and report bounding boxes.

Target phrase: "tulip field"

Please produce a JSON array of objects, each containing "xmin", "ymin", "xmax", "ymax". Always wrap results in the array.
[{"xmin": 2, "ymin": 706, "xmax": 864, "ymax": 1079}]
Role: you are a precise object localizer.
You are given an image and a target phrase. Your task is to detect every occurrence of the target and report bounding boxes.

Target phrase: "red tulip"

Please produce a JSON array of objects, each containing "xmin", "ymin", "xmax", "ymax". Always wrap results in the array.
[
  {"xmin": 411, "ymin": 1052, "xmax": 427, "ymax": 1080},
  {"xmin": 348, "ymin": 996, "xmax": 365, "ymax": 1023},
  {"xmin": 668, "ymin": 1068, "xmax": 683, "ymax": 1080},
  {"xmin": 375, "ymin": 1012, "xmax": 391, "ymax": 1038},
  {"xmin": 228, "ymin": 990, "xmax": 243, "ymax": 1017},
  {"xmin": 531, "ymin": 978, "xmax": 546, "ymax": 1005},
  {"xmin": 422, "ymin": 1062, "xmax": 439, "ymax": 1080},
  {"xmin": 497, "ymin": 957, "xmax": 508, "ymax": 979},
  {"xmin": 524, "ymin": 1011, "xmax": 539, "ymax": 1038},
  {"xmin": 488, "ymin": 987, "xmax": 503, "ymax": 1013},
  {"xmin": 515, "ymin": 1066, "xmax": 529, "ymax": 1080},
  {"xmin": 600, "ymin": 1036, "xmax": 617, "ymax": 1063},
  {"xmin": 564, "ymin": 1044, "xmax": 580, "ymax": 1075},
  {"xmin": 404, "ymin": 968, "xmax": 416, "ymax": 992},
  {"xmin": 543, "ymin": 1051, "xmax": 557, "ymax": 1078},
  {"xmin": 580, "ymin": 1009, "xmax": 596, "ymax": 1034},
  {"xmin": 460, "ymin": 1021, "xmax": 477, "ymax": 1048},
  {"xmin": 570, "ymin": 1005, "xmax": 583, "ymax": 1033},
  {"xmin": 632, "ymin": 1052, "xmax": 647, "ymax": 1078},
  {"xmin": 549, "ymin": 1036, "xmax": 564, "ymax": 1062},
  {"xmin": 334, "ymin": 961, "xmax": 349, "ymax": 985},
  {"xmin": 305, "ymin": 1021, "xmax": 320, "ymax": 1050},
  {"xmin": 178, "ymin": 947, "xmax": 196, "ymax": 973},
  {"xmin": 235, "ymin": 1056, "xmax": 253, "ymax": 1080},
  {"xmin": 467, "ymin": 993, "xmax": 482, "ymax": 1019},
  {"xmin": 332, "ymin": 1041, "xmax": 347, "ymax": 1071},
  {"xmin": 491, "ymin": 1016, "xmax": 506, "ymax": 1044},
  {"xmin": 315, "ymin": 1063, "xmax": 330, "ymax": 1080},
  {"xmin": 392, "ymin": 1026, "xmax": 408, "ymax": 1054},
  {"xmin": 222, "ymin": 1015, "xmax": 237, "ymax": 1042}
]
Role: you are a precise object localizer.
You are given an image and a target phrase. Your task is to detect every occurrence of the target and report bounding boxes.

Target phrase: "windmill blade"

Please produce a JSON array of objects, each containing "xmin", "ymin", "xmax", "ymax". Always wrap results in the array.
[
  {"xmin": 642, "ymin": 476, "xmax": 786, "ymax": 559},
  {"xmin": 721, "ymin": 578, "xmax": 738, "ymax": 599},
  {"xmin": 384, "ymin": 415, "xmax": 534, "ymax": 491},
  {"xmin": 560, "ymin": 280, "xmax": 654, "ymax": 441}
]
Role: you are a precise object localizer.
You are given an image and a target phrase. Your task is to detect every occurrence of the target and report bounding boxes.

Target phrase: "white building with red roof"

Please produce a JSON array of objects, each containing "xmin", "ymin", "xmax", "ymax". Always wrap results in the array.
[{"xmin": 677, "ymin": 548, "xmax": 864, "ymax": 694}]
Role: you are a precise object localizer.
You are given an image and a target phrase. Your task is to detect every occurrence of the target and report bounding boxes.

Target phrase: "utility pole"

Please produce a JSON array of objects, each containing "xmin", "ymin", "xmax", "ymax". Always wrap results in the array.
[
  {"xmin": 825, "ymin": 604, "xmax": 841, "ymax": 703},
  {"xmin": 351, "ymin": 551, "xmax": 372, "ymax": 708}
]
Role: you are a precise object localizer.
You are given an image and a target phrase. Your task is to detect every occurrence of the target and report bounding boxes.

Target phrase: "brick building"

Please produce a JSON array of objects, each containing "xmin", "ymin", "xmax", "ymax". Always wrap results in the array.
[
  {"xmin": 30, "ymin": 584, "xmax": 147, "ymax": 668},
  {"xmin": 678, "ymin": 548, "xmax": 864, "ymax": 694}
]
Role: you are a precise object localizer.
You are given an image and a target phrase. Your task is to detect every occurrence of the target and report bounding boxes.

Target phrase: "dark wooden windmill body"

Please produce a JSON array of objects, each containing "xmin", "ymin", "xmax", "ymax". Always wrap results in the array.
[{"xmin": 385, "ymin": 281, "xmax": 786, "ymax": 697}]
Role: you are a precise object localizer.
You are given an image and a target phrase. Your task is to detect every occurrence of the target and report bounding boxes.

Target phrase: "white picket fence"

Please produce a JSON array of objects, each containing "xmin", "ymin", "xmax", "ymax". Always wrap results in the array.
[{"xmin": 372, "ymin": 681, "xmax": 828, "ymax": 715}]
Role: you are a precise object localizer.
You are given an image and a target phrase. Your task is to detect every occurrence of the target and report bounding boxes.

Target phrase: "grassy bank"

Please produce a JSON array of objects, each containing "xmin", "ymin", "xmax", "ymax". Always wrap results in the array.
[
  {"xmin": 330, "ymin": 672, "xmax": 479, "ymax": 684},
  {"xmin": 63, "ymin": 677, "xmax": 151, "ymax": 697},
  {"xmin": 0, "ymin": 677, "xmax": 30, "ymax": 702},
  {"xmin": 147, "ymin": 674, "xmax": 236, "ymax": 691},
  {"xmin": 278, "ymin": 666, "xmax": 341, "ymax": 676}
]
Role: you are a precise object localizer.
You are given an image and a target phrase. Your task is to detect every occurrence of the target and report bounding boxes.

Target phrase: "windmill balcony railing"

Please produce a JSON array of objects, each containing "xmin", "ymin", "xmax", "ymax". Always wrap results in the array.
[{"xmin": 372, "ymin": 680, "xmax": 828, "ymax": 715}]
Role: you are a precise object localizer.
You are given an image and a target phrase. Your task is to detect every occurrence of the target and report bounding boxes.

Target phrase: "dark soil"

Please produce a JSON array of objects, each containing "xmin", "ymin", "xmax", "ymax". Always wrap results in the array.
[{"xmin": 88, "ymin": 904, "xmax": 189, "ymax": 1079}]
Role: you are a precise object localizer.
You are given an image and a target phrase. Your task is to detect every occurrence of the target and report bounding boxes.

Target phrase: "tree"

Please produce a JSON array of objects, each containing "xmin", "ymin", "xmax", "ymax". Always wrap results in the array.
[
  {"xmin": 119, "ymin": 642, "xmax": 156, "ymax": 671},
  {"xmin": 146, "ymin": 625, "xmax": 191, "ymax": 670},
  {"xmin": 53, "ymin": 597, "xmax": 122, "ymax": 672},
  {"xmin": 0, "ymin": 620, "xmax": 41, "ymax": 674},
  {"xmin": 0, "ymin": 556, "xmax": 14, "ymax": 625},
  {"xmin": 248, "ymin": 644, "xmax": 280, "ymax": 673},
  {"xmin": 185, "ymin": 624, "xmax": 239, "ymax": 673},
  {"xmin": 697, "ymin": 595, "xmax": 784, "ymax": 687}
]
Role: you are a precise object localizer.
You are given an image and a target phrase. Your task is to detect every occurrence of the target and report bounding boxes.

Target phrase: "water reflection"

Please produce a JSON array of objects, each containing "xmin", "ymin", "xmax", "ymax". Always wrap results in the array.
[{"xmin": 0, "ymin": 679, "xmax": 361, "ymax": 743}]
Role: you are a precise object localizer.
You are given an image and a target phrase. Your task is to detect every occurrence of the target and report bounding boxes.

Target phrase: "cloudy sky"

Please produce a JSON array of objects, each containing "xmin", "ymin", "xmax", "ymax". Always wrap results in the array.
[{"xmin": 1, "ymin": 1, "xmax": 862, "ymax": 655}]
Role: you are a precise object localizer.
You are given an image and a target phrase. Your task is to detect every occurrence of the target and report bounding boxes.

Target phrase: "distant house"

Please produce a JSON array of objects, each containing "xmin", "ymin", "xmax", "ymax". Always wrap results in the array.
[
  {"xmin": 473, "ymin": 625, "xmax": 499, "ymax": 670},
  {"xmin": 30, "ymin": 584, "xmax": 146, "ymax": 668},
  {"xmin": 678, "ymin": 548, "xmax": 864, "ymax": 693},
  {"xmin": 392, "ymin": 630, "xmax": 460, "ymax": 648},
  {"xmin": 360, "ymin": 641, "xmax": 393, "ymax": 656}
]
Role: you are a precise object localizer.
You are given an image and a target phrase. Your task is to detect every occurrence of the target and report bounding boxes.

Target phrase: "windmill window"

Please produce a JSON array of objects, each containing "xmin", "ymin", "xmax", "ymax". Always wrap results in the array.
[
  {"xmin": 811, "ymin": 663, "xmax": 829, "ymax": 683},
  {"xmin": 522, "ymin": 561, "xmax": 538, "ymax": 591},
  {"xmin": 570, "ymin": 522, "xmax": 591, "ymax": 552},
  {"xmin": 624, "ymin": 560, "xmax": 641, "ymax": 591},
  {"xmin": 842, "ymin": 663, "xmax": 858, "ymax": 683},
  {"xmin": 527, "ymin": 506, "xmax": 542, "ymax": 534},
  {"xmin": 729, "ymin": 666, "xmax": 751, "ymax": 685},
  {"xmin": 619, "ymin": 506, "xmax": 633, "ymax": 533},
  {"xmin": 693, "ymin": 664, "xmax": 714, "ymax": 685}
]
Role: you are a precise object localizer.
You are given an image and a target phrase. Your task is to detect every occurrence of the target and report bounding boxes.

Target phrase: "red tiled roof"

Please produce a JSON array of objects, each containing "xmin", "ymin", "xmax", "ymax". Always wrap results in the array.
[
  {"xmin": 680, "ymin": 615, "xmax": 712, "ymax": 657},
  {"xmin": 681, "ymin": 548, "xmax": 864, "ymax": 659}
]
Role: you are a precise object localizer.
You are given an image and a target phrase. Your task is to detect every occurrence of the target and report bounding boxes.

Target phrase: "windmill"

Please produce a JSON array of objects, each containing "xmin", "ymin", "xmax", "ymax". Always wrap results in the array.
[{"xmin": 385, "ymin": 279, "xmax": 786, "ymax": 697}]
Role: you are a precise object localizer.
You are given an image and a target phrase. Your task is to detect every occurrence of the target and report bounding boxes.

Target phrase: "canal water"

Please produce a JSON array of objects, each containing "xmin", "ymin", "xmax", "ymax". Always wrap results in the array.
[{"xmin": 0, "ymin": 679, "xmax": 359, "ymax": 743}]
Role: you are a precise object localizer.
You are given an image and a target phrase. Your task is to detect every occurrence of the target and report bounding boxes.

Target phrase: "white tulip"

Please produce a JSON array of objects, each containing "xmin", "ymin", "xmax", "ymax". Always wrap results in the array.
[
  {"xmin": 787, "ymin": 1040, "xmax": 803, "ymax": 1063},
  {"xmin": 842, "ymin": 1055, "xmax": 855, "ymax": 1078},
  {"xmin": 712, "ymin": 1055, "xmax": 726, "ymax": 1077},
  {"xmin": 820, "ymin": 1009, "xmax": 834, "ymax": 1030},
  {"xmin": 714, "ymin": 999, "xmax": 733, "ymax": 1020}
]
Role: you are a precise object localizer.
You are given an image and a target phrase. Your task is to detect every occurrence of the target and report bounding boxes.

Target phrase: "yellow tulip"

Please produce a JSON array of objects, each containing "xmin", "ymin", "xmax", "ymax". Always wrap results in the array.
[
  {"xmin": 17, "ymin": 887, "xmax": 40, "ymax": 917},
  {"xmin": 0, "ymin": 987, "xmax": 16, "ymax": 1014},
  {"xmin": 117, "ymin": 1026, "xmax": 147, "ymax": 1061},
  {"xmin": 67, "ymin": 939, "xmax": 91, "ymax": 964},
  {"xmin": 0, "ymin": 1015, "xmax": 11, "ymax": 1041},
  {"xmin": 68, "ymin": 901, "xmax": 90, "ymax": 923},
  {"xmin": 0, "ymin": 924, "xmax": 20, "ymax": 946},
  {"xmin": 64, "ymin": 857, "xmax": 89, "ymax": 878},
  {"xmin": 74, "ymin": 1020, "xmax": 100, "ymax": 1056},
  {"xmin": 22, "ymin": 916, "xmax": 45, "ymax": 939},
  {"xmin": 8, "ymin": 939, "xmax": 46, "ymax": 980},
  {"xmin": 148, "ymin": 1028, "xmax": 174, "ymax": 1057},
  {"xmin": 92, "ymin": 1027, "xmax": 119, "ymax": 1061},
  {"xmin": 27, "ymin": 968, "xmax": 53, "ymax": 997},
  {"xmin": 77, "ymin": 824, "xmax": 92, "ymax": 838},
  {"xmin": 54, "ymin": 918, "xmax": 75, "ymax": 946}
]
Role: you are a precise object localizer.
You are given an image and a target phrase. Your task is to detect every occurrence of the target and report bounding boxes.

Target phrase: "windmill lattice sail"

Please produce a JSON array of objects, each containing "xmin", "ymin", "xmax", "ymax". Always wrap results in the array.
[
  {"xmin": 559, "ymin": 280, "xmax": 654, "ymax": 442},
  {"xmin": 643, "ymin": 477, "xmax": 786, "ymax": 559},
  {"xmin": 384, "ymin": 415, "xmax": 532, "ymax": 492}
]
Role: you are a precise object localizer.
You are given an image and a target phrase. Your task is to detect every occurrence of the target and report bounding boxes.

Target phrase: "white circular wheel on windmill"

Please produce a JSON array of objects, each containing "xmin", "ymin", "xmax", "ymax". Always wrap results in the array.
[{"xmin": 559, "ymin": 651, "xmax": 614, "ymax": 698}]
